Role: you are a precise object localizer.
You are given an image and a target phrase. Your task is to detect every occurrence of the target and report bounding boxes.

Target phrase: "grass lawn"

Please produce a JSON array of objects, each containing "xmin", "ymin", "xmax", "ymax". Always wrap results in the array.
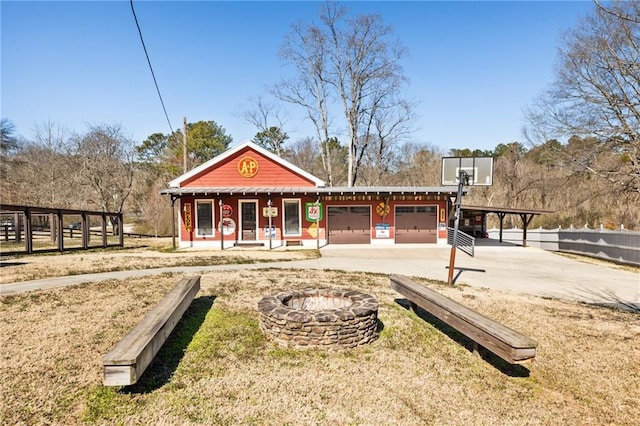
[{"xmin": 1, "ymin": 267, "xmax": 638, "ymax": 425}]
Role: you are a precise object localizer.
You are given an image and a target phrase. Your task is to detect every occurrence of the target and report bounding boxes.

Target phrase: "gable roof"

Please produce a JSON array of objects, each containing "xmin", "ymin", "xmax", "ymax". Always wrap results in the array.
[{"xmin": 167, "ymin": 140, "xmax": 326, "ymax": 188}]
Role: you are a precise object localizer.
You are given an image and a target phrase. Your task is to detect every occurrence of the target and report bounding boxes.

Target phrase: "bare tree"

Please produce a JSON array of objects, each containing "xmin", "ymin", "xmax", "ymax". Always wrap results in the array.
[
  {"xmin": 31, "ymin": 121, "xmax": 78, "ymax": 207},
  {"xmin": 524, "ymin": 1, "xmax": 640, "ymax": 194},
  {"xmin": 392, "ymin": 142, "xmax": 443, "ymax": 187},
  {"xmin": 275, "ymin": 2, "xmax": 413, "ymax": 187},
  {"xmin": 325, "ymin": 5, "xmax": 410, "ymax": 187},
  {"xmin": 1, "ymin": 121, "xmax": 81, "ymax": 208},
  {"xmin": 242, "ymin": 96, "xmax": 290, "ymax": 155},
  {"xmin": 284, "ymin": 136, "xmax": 347, "ymax": 185},
  {"xmin": 595, "ymin": 1, "xmax": 640, "ymax": 24},
  {"xmin": 275, "ymin": 16, "xmax": 337, "ymax": 185},
  {"xmin": 72, "ymin": 124, "xmax": 135, "ymax": 214},
  {"xmin": 355, "ymin": 98, "xmax": 416, "ymax": 185},
  {"xmin": 131, "ymin": 178, "xmax": 172, "ymax": 237}
]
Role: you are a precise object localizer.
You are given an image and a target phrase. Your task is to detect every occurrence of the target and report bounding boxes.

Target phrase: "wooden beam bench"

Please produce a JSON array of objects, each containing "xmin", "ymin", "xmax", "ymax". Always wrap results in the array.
[
  {"xmin": 102, "ymin": 275, "xmax": 201, "ymax": 386},
  {"xmin": 389, "ymin": 274, "xmax": 537, "ymax": 364}
]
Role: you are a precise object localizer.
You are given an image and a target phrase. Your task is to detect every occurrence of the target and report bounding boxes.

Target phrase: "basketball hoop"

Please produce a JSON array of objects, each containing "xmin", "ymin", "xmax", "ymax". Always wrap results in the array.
[{"xmin": 442, "ymin": 157, "xmax": 494, "ymax": 285}]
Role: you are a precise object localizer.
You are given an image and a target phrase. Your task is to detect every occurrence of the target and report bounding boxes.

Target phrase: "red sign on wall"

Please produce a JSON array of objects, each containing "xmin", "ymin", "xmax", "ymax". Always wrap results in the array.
[{"xmin": 222, "ymin": 204, "xmax": 233, "ymax": 218}]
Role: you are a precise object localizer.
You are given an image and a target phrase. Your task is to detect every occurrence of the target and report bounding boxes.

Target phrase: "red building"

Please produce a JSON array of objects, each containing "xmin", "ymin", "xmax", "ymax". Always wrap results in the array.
[{"xmin": 161, "ymin": 141, "xmax": 460, "ymax": 249}]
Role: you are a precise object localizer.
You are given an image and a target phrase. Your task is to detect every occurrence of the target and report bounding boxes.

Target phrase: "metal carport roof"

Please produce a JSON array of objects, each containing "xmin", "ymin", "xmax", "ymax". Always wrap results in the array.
[{"xmin": 461, "ymin": 205, "xmax": 553, "ymax": 247}]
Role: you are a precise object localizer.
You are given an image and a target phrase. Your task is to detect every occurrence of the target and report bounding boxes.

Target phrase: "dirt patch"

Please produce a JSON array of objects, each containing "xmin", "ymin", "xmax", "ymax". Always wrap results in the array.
[{"xmin": 1, "ymin": 268, "xmax": 638, "ymax": 425}]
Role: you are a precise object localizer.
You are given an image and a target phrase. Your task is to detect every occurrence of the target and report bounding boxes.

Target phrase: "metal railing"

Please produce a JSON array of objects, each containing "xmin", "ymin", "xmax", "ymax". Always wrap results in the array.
[{"xmin": 447, "ymin": 227, "xmax": 475, "ymax": 257}]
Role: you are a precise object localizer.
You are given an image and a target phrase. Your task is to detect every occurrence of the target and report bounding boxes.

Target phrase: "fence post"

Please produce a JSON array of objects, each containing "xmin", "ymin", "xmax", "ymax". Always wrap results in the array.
[
  {"xmin": 118, "ymin": 213, "xmax": 124, "ymax": 247},
  {"xmin": 14, "ymin": 212, "xmax": 21, "ymax": 243},
  {"xmin": 25, "ymin": 207, "xmax": 33, "ymax": 254},
  {"xmin": 57, "ymin": 210, "xmax": 64, "ymax": 252},
  {"xmin": 50, "ymin": 213, "xmax": 56, "ymax": 243},
  {"xmin": 101, "ymin": 214, "xmax": 108, "ymax": 248},
  {"xmin": 82, "ymin": 212, "xmax": 89, "ymax": 249}
]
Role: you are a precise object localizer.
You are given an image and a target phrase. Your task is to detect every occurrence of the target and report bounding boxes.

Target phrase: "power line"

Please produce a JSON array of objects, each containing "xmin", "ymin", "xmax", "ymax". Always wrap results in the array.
[{"xmin": 129, "ymin": 0, "xmax": 175, "ymax": 137}]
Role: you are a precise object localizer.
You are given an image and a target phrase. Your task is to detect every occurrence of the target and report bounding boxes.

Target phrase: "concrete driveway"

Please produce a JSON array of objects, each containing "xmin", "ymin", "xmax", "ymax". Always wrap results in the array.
[
  {"xmin": 2, "ymin": 241, "xmax": 638, "ymax": 311},
  {"xmin": 304, "ymin": 242, "xmax": 640, "ymax": 311}
]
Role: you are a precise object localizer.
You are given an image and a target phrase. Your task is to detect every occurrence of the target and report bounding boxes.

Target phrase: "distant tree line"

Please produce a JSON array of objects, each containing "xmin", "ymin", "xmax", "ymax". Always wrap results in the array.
[{"xmin": 451, "ymin": 140, "xmax": 639, "ymax": 229}]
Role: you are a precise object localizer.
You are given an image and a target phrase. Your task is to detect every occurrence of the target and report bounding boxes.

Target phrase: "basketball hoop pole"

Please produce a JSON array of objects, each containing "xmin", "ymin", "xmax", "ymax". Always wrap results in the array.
[{"xmin": 447, "ymin": 170, "xmax": 469, "ymax": 285}]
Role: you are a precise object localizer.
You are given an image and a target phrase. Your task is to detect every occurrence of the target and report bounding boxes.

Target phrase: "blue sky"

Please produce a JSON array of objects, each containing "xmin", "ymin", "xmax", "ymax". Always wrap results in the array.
[{"xmin": 2, "ymin": 1, "xmax": 596, "ymax": 154}]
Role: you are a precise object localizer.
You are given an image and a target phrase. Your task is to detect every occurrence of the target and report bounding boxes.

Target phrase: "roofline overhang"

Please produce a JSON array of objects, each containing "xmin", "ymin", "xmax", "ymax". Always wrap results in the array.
[
  {"xmin": 461, "ymin": 204, "xmax": 554, "ymax": 215},
  {"xmin": 160, "ymin": 186, "xmax": 465, "ymax": 197}
]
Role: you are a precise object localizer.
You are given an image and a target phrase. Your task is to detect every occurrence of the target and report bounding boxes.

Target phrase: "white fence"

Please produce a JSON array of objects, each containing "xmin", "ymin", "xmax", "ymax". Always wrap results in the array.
[{"xmin": 487, "ymin": 227, "xmax": 640, "ymax": 267}]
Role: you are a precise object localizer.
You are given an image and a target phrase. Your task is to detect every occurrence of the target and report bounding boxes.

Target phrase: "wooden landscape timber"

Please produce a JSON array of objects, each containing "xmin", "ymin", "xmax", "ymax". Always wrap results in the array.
[
  {"xmin": 102, "ymin": 275, "xmax": 201, "ymax": 386},
  {"xmin": 389, "ymin": 274, "xmax": 537, "ymax": 364}
]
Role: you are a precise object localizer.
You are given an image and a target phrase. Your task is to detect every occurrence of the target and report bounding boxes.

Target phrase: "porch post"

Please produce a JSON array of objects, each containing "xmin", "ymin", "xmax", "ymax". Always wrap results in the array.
[
  {"xmin": 219, "ymin": 199, "xmax": 224, "ymax": 250},
  {"xmin": 171, "ymin": 196, "xmax": 176, "ymax": 250}
]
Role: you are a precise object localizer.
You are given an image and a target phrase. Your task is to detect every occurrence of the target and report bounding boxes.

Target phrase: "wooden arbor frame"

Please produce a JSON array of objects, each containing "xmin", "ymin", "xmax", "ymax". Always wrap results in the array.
[{"xmin": 0, "ymin": 204, "xmax": 123, "ymax": 256}]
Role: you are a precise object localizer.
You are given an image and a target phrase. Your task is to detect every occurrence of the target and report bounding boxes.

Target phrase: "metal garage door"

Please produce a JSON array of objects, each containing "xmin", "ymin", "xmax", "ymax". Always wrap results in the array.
[
  {"xmin": 395, "ymin": 206, "xmax": 437, "ymax": 243},
  {"xmin": 328, "ymin": 206, "xmax": 371, "ymax": 244}
]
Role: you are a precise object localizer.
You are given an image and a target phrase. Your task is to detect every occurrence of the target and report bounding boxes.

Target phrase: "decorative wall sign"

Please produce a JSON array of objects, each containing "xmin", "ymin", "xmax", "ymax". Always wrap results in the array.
[
  {"xmin": 307, "ymin": 222, "xmax": 318, "ymax": 238},
  {"xmin": 218, "ymin": 218, "xmax": 236, "ymax": 236},
  {"xmin": 263, "ymin": 207, "xmax": 278, "ymax": 217},
  {"xmin": 238, "ymin": 156, "xmax": 259, "ymax": 177},
  {"xmin": 305, "ymin": 202, "xmax": 322, "ymax": 221},
  {"xmin": 375, "ymin": 222, "xmax": 390, "ymax": 238},
  {"xmin": 222, "ymin": 204, "xmax": 233, "ymax": 218},
  {"xmin": 375, "ymin": 202, "xmax": 390, "ymax": 217},
  {"xmin": 183, "ymin": 203, "xmax": 192, "ymax": 231}
]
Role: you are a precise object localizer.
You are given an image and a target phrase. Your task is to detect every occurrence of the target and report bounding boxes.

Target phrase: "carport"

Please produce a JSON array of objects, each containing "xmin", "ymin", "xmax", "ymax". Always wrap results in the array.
[{"xmin": 461, "ymin": 205, "xmax": 552, "ymax": 247}]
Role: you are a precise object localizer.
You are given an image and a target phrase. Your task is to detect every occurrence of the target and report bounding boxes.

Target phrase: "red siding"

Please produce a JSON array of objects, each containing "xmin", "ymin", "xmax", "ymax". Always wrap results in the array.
[
  {"xmin": 178, "ymin": 195, "xmax": 329, "ymax": 243},
  {"xmin": 181, "ymin": 147, "xmax": 316, "ymax": 188}
]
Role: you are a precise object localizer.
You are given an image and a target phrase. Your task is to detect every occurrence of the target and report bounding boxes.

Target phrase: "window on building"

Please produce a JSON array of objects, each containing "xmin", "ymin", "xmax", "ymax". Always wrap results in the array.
[
  {"xmin": 417, "ymin": 206, "xmax": 437, "ymax": 213},
  {"xmin": 196, "ymin": 200, "xmax": 214, "ymax": 237},
  {"xmin": 283, "ymin": 199, "xmax": 301, "ymax": 236}
]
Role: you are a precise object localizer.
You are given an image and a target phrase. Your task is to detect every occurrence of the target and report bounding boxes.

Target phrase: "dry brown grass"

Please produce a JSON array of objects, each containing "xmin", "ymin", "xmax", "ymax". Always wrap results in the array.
[
  {"xmin": 1, "ymin": 266, "xmax": 638, "ymax": 425},
  {"xmin": 0, "ymin": 237, "xmax": 315, "ymax": 284}
]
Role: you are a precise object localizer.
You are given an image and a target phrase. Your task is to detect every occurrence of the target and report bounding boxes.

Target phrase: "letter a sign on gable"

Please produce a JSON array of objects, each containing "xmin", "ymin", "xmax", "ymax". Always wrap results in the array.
[{"xmin": 238, "ymin": 156, "xmax": 259, "ymax": 178}]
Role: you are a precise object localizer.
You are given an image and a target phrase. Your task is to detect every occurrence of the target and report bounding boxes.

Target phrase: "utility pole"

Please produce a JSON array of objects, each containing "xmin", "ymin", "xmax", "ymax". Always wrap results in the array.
[{"xmin": 183, "ymin": 116, "xmax": 187, "ymax": 173}]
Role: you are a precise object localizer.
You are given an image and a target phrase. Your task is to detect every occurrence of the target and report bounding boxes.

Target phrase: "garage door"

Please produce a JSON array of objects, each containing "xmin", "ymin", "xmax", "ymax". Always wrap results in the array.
[
  {"xmin": 395, "ymin": 206, "xmax": 437, "ymax": 243},
  {"xmin": 328, "ymin": 206, "xmax": 371, "ymax": 244}
]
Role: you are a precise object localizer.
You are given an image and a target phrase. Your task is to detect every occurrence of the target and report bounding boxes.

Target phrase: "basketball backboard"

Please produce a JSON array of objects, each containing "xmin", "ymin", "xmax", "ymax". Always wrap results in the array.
[{"xmin": 441, "ymin": 157, "xmax": 493, "ymax": 186}]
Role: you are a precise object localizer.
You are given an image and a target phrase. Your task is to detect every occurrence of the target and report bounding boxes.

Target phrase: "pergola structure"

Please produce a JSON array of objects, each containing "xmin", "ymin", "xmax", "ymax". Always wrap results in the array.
[{"xmin": 461, "ymin": 205, "xmax": 553, "ymax": 247}]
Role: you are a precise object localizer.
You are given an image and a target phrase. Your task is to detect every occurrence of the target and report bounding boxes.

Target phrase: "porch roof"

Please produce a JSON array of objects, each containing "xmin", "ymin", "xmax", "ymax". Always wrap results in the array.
[
  {"xmin": 461, "ymin": 205, "xmax": 553, "ymax": 215},
  {"xmin": 160, "ymin": 186, "xmax": 464, "ymax": 197}
]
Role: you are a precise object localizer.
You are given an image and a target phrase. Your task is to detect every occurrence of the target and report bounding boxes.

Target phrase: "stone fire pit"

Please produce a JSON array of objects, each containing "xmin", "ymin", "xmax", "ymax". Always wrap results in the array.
[{"xmin": 258, "ymin": 288, "xmax": 379, "ymax": 349}]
